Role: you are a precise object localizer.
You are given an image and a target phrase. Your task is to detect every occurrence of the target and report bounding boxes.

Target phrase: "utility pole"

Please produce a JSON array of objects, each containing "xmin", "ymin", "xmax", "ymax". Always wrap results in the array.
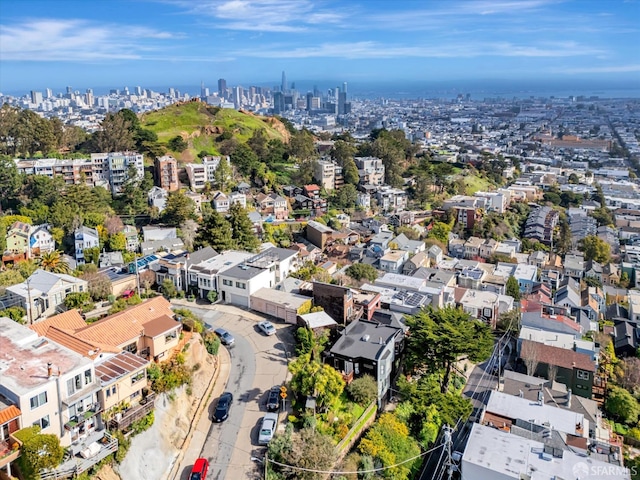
[
  {"xmin": 443, "ymin": 425, "xmax": 454, "ymax": 480},
  {"xmin": 26, "ymin": 277, "xmax": 34, "ymax": 325}
]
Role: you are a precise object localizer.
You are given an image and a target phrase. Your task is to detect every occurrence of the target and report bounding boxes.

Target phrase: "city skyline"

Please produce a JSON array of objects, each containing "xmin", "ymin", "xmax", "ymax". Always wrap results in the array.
[{"xmin": 1, "ymin": 0, "xmax": 639, "ymax": 94}]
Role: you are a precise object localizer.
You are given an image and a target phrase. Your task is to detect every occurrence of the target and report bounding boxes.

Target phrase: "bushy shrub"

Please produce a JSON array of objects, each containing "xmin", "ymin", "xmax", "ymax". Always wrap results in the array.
[{"xmin": 347, "ymin": 375, "xmax": 378, "ymax": 406}]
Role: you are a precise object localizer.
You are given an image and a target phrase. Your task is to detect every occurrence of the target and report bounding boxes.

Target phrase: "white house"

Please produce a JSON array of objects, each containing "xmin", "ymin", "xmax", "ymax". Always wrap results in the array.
[
  {"xmin": 29, "ymin": 224, "xmax": 55, "ymax": 255},
  {"xmin": 74, "ymin": 226, "xmax": 99, "ymax": 264}
]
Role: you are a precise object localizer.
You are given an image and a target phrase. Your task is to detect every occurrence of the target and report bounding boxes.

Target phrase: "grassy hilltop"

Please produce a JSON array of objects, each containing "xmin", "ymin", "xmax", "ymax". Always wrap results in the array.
[{"xmin": 140, "ymin": 101, "xmax": 289, "ymax": 162}]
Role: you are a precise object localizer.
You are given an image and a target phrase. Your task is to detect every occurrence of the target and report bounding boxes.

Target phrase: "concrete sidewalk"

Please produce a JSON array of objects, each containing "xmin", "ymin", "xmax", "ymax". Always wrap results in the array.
[{"xmin": 169, "ymin": 345, "xmax": 232, "ymax": 480}]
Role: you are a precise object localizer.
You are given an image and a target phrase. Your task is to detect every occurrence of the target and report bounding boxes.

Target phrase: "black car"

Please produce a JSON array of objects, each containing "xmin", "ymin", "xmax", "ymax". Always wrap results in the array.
[
  {"xmin": 213, "ymin": 392, "xmax": 233, "ymax": 422},
  {"xmin": 266, "ymin": 386, "xmax": 281, "ymax": 412}
]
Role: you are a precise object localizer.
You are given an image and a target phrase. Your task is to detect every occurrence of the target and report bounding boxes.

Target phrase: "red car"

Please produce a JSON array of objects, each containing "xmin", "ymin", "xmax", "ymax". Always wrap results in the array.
[
  {"xmin": 190, "ymin": 458, "xmax": 209, "ymax": 480},
  {"xmin": 120, "ymin": 289, "xmax": 135, "ymax": 299}
]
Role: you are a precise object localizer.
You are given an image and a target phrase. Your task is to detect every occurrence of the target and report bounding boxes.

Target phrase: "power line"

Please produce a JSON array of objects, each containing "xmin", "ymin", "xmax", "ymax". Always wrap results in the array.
[{"xmin": 264, "ymin": 442, "xmax": 443, "ymax": 475}]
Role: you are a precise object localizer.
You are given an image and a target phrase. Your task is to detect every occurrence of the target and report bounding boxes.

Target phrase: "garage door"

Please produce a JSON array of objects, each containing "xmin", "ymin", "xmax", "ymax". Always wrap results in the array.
[{"xmin": 229, "ymin": 293, "xmax": 249, "ymax": 308}]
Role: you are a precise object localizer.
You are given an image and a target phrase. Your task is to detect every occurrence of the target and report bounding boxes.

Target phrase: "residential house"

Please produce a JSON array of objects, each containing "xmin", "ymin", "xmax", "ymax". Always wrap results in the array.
[
  {"xmin": 29, "ymin": 224, "xmax": 55, "ymax": 256},
  {"xmin": 602, "ymin": 263, "xmax": 621, "ymax": 286},
  {"xmin": 326, "ymin": 320, "xmax": 403, "ymax": 407},
  {"xmin": 519, "ymin": 339, "xmax": 596, "ymax": 398},
  {"xmin": 74, "ymin": 226, "xmax": 100, "ymax": 265},
  {"xmin": 0, "ymin": 317, "xmax": 115, "ymax": 475},
  {"xmin": 402, "ymin": 251, "xmax": 428, "ymax": 275},
  {"xmin": 521, "ymin": 300, "xmax": 585, "ymax": 337},
  {"xmin": 464, "ymin": 237, "xmax": 484, "ymax": 260},
  {"xmin": 187, "ymin": 250, "xmax": 252, "ymax": 299},
  {"xmin": 456, "ymin": 288, "xmax": 513, "ymax": 328},
  {"xmin": 379, "ymin": 250, "xmax": 409, "ymax": 274},
  {"xmin": 478, "ymin": 238, "xmax": 498, "ymax": 260},
  {"xmin": 313, "ymin": 282, "xmax": 360, "ymax": 325},
  {"xmin": 255, "ymin": 192, "xmax": 289, "ymax": 220},
  {"xmin": 375, "ymin": 187, "xmax": 407, "ymax": 212},
  {"xmin": 251, "ymin": 288, "xmax": 311, "ymax": 324},
  {"xmin": 426, "ymin": 245, "xmax": 443, "ymax": 266},
  {"xmin": 154, "ymin": 247, "xmax": 218, "ymax": 293},
  {"xmin": 218, "ymin": 265, "xmax": 273, "ymax": 308},
  {"xmin": 306, "ymin": 220, "xmax": 334, "ymax": 249},
  {"xmin": 211, "ymin": 191, "xmax": 230, "ymax": 213},
  {"xmin": 122, "ymin": 225, "xmax": 139, "ymax": 252},
  {"xmin": 4, "ymin": 221, "xmax": 30, "ymax": 259},
  {"xmin": 95, "ymin": 352, "xmax": 152, "ymax": 431},
  {"xmin": 524, "ymin": 206, "xmax": 559, "ymax": 245},
  {"xmin": 5, "ymin": 269, "xmax": 88, "ymax": 321},
  {"xmin": 528, "ymin": 250, "xmax": 549, "ymax": 269},
  {"xmin": 391, "ymin": 234, "xmax": 424, "ymax": 255},
  {"xmin": 563, "ymin": 253, "xmax": 585, "ymax": 279},
  {"xmin": 147, "ymin": 186, "xmax": 169, "ymax": 213},
  {"xmin": 0, "ymin": 395, "xmax": 21, "ymax": 475},
  {"xmin": 142, "ymin": 226, "xmax": 177, "ymax": 242},
  {"xmin": 314, "ymin": 159, "xmax": 338, "ymax": 191},
  {"xmin": 613, "ymin": 321, "xmax": 639, "ymax": 358}
]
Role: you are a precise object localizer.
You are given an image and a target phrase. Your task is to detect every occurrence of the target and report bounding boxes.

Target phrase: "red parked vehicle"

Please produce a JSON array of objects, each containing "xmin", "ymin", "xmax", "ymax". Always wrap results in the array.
[
  {"xmin": 120, "ymin": 289, "xmax": 135, "ymax": 299},
  {"xmin": 189, "ymin": 458, "xmax": 209, "ymax": 480}
]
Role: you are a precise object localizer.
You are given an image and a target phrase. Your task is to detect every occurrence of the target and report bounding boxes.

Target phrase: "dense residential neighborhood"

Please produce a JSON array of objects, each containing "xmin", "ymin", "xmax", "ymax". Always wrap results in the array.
[{"xmin": 0, "ymin": 92, "xmax": 639, "ymax": 480}]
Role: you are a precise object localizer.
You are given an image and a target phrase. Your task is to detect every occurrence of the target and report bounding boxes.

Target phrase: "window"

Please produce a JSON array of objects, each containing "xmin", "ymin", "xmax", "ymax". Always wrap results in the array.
[
  {"xmin": 165, "ymin": 331, "xmax": 178, "ymax": 343},
  {"xmin": 131, "ymin": 370, "xmax": 145, "ymax": 385},
  {"xmin": 33, "ymin": 415, "xmax": 50, "ymax": 430},
  {"xmin": 106, "ymin": 388, "xmax": 111, "ymax": 398},
  {"xmin": 112, "ymin": 385, "xmax": 117, "ymax": 395},
  {"xmin": 30, "ymin": 392, "xmax": 48, "ymax": 410},
  {"xmin": 235, "ymin": 282, "xmax": 246, "ymax": 289},
  {"xmin": 124, "ymin": 342, "xmax": 137, "ymax": 354},
  {"xmin": 84, "ymin": 369, "xmax": 92, "ymax": 385},
  {"xmin": 223, "ymin": 279, "xmax": 232, "ymax": 287},
  {"xmin": 67, "ymin": 374, "xmax": 83, "ymax": 396},
  {"xmin": 577, "ymin": 370, "xmax": 590, "ymax": 381}
]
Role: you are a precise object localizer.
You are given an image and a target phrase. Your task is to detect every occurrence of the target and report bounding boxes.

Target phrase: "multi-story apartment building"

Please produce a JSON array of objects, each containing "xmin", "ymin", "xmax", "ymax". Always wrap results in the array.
[
  {"xmin": 314, "ymin": 159, "xmax": 337, "ymax": 191},
  {"xmin": 14, "ymin": 152, "xmax": 143, "ymax": 195},
  {"xmin": 184, "ymin": 156, "xmax": 225, "ymax": 191},
  {"xmin": 154, "ymin": 155, "xmax": 179, "ymax": 191},
  {"xmin": 354, "ymin": 156, "xmax": 385, "ymax": 186}
]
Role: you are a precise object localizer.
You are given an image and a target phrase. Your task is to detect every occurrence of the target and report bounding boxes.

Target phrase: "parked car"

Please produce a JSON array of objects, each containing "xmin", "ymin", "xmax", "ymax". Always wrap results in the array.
[
  {"xmin": 214, "ymin": 328, "xmax": 235, "ymax": 346},
  {"xmin": 213, "ymin": 392, "xmax": 233, "ymax": 422},
  {"xmin": 120, "ymin": 289, "xmax": 135, "ymax": 299},
  {"xmin": 189, "ymin": 458, "xmax": 209, "ymax": 480},
  {"xmin": 257, "ymin": 320, "xmax": 276, "ymax": 336},
  {"xmin": 266, "ymin": 386, "xmax": 281, "ymax": 412},
  {"xmin": 258, "ymin": 412, "xmax": 279, "ymax": 445}
]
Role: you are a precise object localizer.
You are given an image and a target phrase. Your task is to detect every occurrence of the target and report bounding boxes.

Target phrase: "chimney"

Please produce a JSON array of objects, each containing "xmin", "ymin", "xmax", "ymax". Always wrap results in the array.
[
  {"xmin": 567, "ymin": 388, "xmax": 572, "ymax": 408},
  {"xmin": 47, "ymin": 362, "xmax": 53, "ymax": 378},
  {"xmin": 379, "ymin": 337, "xmax": 384, "ymax": 345}
]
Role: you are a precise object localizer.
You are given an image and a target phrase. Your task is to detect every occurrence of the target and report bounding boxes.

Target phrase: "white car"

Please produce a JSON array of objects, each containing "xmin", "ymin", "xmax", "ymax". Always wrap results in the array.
[
  {"xmin": 258, "ymin": 321, "xmax": 276, "ymax": 336},
  {"xmin": 258, "ymin": 412, "xmax": 279, "ymax": 445}
]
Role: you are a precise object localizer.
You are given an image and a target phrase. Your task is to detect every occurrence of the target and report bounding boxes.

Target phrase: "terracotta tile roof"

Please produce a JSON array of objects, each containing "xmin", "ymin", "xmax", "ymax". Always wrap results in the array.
[
  {"xmin": 143, "ymin": 314, "xmax": 181, "ymax": 338},
  {"xmin": 0, "ymin": 404, "xmax": 21, "ymax": 425},
  {"xmin": 44, "ymin": 326, "xmax": 103, "ymax": 359},
  {"xmin": 519, "ymin": 339, "xmax": 595, "ymax": 372},
  {"xmin": 75, "ymin": 297, "xmax": 174, "ymax": 349},
  {"xmin": 29, "ymin": 309, "xmax": 87, "ymax": 336}
]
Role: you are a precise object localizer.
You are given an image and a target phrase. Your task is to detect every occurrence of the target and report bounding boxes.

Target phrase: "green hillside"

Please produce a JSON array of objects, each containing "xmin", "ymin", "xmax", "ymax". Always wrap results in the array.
[{"xmin": 140, "ymin": 101, "xmax": 288, "ymax": 162}]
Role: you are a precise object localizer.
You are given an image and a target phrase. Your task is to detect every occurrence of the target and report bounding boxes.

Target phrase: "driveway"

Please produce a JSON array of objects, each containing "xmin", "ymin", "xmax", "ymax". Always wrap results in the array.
[{"xmin": 175, "ymin": 304, "xmax": 294, "ymax": 480}]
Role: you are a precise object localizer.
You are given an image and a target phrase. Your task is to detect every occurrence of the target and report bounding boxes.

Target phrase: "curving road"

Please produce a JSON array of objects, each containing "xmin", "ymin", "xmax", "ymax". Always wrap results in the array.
[{"xmin": 176, "ymin": 304, "xmax": 292, "ymax": 480}]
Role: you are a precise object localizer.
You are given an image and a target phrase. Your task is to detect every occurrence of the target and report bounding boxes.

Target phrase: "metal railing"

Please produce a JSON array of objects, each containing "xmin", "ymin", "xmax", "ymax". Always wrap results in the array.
[{"xmin": 108, "ymin": 393, "xmax": 156, "ymax": 431}]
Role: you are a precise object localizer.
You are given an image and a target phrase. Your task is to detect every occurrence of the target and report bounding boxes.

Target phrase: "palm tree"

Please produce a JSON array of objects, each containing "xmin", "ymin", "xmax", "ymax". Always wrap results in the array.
[{"xmin": 37, "ymin": 250, "xmax": 71, "ymax": 274}]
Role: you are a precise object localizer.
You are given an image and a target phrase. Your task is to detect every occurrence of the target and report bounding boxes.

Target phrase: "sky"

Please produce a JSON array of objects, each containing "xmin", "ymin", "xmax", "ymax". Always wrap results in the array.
[{"xmin": 1, "ymin": 0, "xmax": 639, "ymax": 95}]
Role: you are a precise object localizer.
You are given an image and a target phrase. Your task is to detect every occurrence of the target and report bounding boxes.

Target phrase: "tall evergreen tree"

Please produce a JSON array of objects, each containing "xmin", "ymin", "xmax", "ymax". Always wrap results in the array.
[
  {"xmin": 229, "ymin": 203, "xmax": 259, "ymax": 252},
  {"xmin": 213, "ymin": 155, "xmax": 233, "ymax": 192},
  {"xmin": 195, "ymin": 210, "xmax": 235, "ymax": 252}
]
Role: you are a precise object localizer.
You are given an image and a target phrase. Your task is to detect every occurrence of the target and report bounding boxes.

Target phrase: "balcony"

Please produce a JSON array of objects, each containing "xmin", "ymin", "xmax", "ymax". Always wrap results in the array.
[
  {"xmin": 0, "ymin": 434, "xmax": 22, "ymax": 468},
  {"xmin": 64, "ymin": 403, "xmax": 103, "ymax": 430},
  {"xmin": 108, "ymin": 393, "xmax": 156, "ymax": 431},
  {"xmin": 40, "ymin": 431, "xmax": 118, "ymax": 480}
]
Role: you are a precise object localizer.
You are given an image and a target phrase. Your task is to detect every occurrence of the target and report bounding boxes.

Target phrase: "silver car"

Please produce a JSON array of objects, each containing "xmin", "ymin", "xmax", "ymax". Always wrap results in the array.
[
  {"xmin": 258, "ymin": 412, "xmax": 278, "ymax": 445},
  {"xmin": 257, "ymin": 321, "xmax": 276, "ymax": 336}
]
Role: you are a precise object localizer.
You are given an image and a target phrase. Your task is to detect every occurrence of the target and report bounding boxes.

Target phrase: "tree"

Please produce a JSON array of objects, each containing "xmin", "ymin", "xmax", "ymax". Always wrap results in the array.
[
  {"xmin": 579, "ymin": 235, "xmax": 611, "ymax": 263},
  {"xmin": 346, "ymin": 263, "xmax": 378, "ymax": 282},
  {"xmin": 335, "ymin": 183, "xmax": 358, "ymax": 209},
  {"xmin": 0, "ymin": 306, "xmax": 26, "ymax": 323},
  {"xmin": 342, "ymin": 157, "xmax": 360, "ymax": 185},
  {"xmin": 568, "ymin": 173, "xmax": 580, "ymax": 184},
  {"xmin": 0, "ymin": 157, "xmax": 21, "ymax": 211},
  {"xmin": 405, "ymin": 307, "xmax": 493, "ymax": 393},
  {"xmin": 107, "ymin": 232, "xmax": 127, "ymax": 252},
  {"xmin": 213, "ymin": 155, "xmax": 233, "ymax": 192},
  {"xmin": 104, "ymin": 215, "xmax": 125, "ymax": 235},
  {"xmin": 268, "ymin": 425, "xmax": 335, "ymax": 480},
  {"xmin": 288, "ymin": 129, "xmax": 316, "ymax": 161},
  {"xmin": 81, "ymin": 271, "xmax": 112, "ymax": 301},
  {"xmin": 620, "ymin": 358, "xmax": 640, "ymax": 394},
  {"xmin": 37, "ymin": 250, "xmax": 71, "ymax": 274},
  {"xmin": 117, "ymin": 167, "xmax": 152, "ymax": 215},
  {"xmin": 289, "ymin": 353, "xmax": 345, "ymax": 410},
  {"xmin": 195, "ymin": 211, "xmax": 235, "ymax": 251},
  {"xmin": 207, "ymin": 290, "xmax": 218, "ymax": 303},
  {"xmin": 506, "ymin": 276, "xmax": 521, "ymax": 301},
  {"xmin": 162, "ymin": 191, "xmax": 196, "ymax": 226},
  {"xmin": 167, "ymin": 135, "xmax": 188, "ymax": 152},
  {"xmin": 605, "ymin": 385, "xmax": 640, "ymax": 424},
  {"xmin": 230, "ymin": 142, "xmax": 258, "ymax": 177},
  {"xmin": 179, "ymin": 219, "xmax": 198, "ymax": 251},
  {"xmin": 358, "ymin": 413, "xmax": 421, "ymax": 480},
  {"xmin": 63, "ymin": 291, "xmax": 94, "ymax": 312},
  {"xmin": 91, "ymin": 112, "xmax": 135, "ymax": 152},
  {"xmin": 427, "ymin": 221, "xmax": 452, "ymax": 244},
  {"xmin": 161, "ymin": 279, "xmax": 177, "ymax": 299},
  {"xmin": 228, "ymin": 203, "xmax": 259, "ymax": 252},
  {"xmin": 520, "ymin": 340, "xmax": 540, "ymax": 376},
  {"xmin": 347, "ymin": 375, "xmax": 378, "ymax": 406},
  {"xmin": 14, "ymin": 426, "xmax": 64, "ymax": 473},
  {"xmin": 396, "ymin": 226, "xmax": 420, "ymax": 241}
]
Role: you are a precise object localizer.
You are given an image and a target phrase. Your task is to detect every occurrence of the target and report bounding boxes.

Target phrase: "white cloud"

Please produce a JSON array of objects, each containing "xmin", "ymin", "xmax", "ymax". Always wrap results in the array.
[
  {"xmin": 232, "ymin": 40, "xmax": 606, "ymax": 59},
  {"xmin": 555, "ymin": 64, "xmax": 640, "ymax": 74},
  {"xmin": 0, "ymin": 19, "xmax": 177, "ymax": 61},
  {"xmin": 167, "ymin": 0, "xmax": 348, "ymax": 32}
]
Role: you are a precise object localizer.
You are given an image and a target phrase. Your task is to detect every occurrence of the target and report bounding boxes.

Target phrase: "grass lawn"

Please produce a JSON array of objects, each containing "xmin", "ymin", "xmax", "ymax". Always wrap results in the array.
[{"xmin": 462, "ymin": 174, "xmax": 494, "ymax": 194}]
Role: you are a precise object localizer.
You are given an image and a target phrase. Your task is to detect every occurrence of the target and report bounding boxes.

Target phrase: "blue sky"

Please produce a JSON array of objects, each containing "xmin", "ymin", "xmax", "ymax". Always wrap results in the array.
[{"xmin": 1, "ymin": 0, "xmax": 639, "ymax": 94}]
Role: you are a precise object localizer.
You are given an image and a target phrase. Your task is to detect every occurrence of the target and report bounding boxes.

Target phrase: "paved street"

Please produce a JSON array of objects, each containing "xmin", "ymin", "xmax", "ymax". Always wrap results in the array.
[{"xmin": 174, "ymin": 303, "xmax": 293, "ymax": 480}]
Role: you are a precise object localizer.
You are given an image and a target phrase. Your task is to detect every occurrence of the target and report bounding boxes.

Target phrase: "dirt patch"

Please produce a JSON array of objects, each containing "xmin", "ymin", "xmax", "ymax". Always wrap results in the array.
[
  {"xmin": 115, "ymin": 334, "xmax": 216, "ymax": 480},
  {"xmin": 93, "ymin": 464, "xmax": 122, "ymax": 480}
]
